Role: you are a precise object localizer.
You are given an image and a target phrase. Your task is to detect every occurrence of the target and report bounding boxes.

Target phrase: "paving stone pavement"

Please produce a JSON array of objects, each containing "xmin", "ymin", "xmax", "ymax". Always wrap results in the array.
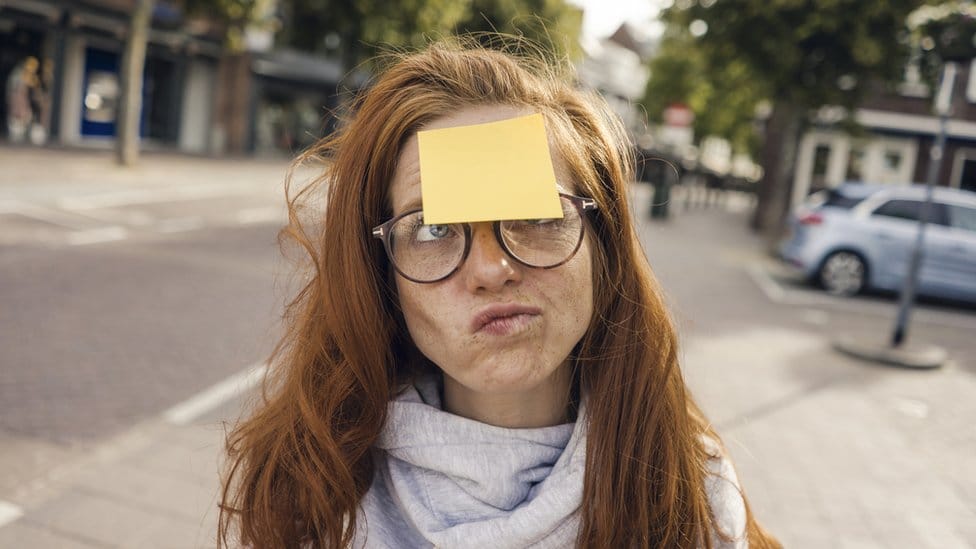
[{"xmin": 0, "ymin": 418, "xmax": 226, "ymax": 548}]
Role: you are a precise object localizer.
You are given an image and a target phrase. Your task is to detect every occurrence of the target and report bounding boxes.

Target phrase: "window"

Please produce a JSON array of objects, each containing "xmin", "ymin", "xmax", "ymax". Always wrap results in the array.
[
  {"xmin": 810, "ymin": 144, "xmax": 832, "ymax": 194},
  {"xmin": 812, "ymin": 145, "xmax": 831, "ymax": 177},
  {"xmin": 83, "ymin": 70, "xmax": 118, "ymax": 124},
  {"xmin": 883, "ymin": 150, "xmax": 903, "ymax": 172},
  {"xmin": 948, "ymin": 205, "xmax": 976, "ymax": 232},
  {"xmin": 872, "ymin": 199, "xmax": 949, "ymax": 225},
  {"xmin": 845, "ymin": 147, "xmax": 865, "ymax": 181},
  {"xmin": 824, "ymin": 190, "xmax": 866, "ymax": 209},
  {"xmin": 959, "ymin": 158, "xmax": 976, "ymax": 193}
]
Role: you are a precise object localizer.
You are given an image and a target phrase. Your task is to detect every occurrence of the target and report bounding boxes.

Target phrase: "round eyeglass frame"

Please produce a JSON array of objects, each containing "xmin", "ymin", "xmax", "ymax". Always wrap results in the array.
[{"xmin": 371, "ymin": 193, "xmax": 598, "ymax": 284}]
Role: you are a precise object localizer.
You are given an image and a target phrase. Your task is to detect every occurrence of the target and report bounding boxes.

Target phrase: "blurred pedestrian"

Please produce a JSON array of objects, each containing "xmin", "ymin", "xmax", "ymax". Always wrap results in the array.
[
  {"xmin": 4, "ymin": 56, "xmax": 48, "ymax": 145},
  {"xmin": 219, "ymin": 37, "xmax": 780, "ymax": 549},
  {"xmin": 5, "ymin": 56, "xmax": 38, "ymax": 143}
]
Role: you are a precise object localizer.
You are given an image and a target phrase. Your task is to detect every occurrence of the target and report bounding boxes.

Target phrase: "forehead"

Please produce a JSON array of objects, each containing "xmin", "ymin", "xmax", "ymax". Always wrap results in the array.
[{"xmin": 389, "ymin": 105, "xmax": 576, "ymax": 215}]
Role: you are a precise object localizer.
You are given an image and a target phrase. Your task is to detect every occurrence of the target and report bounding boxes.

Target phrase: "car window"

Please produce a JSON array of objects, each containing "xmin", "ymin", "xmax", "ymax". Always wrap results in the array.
[
  {"xmin": 823, "ymin": 190, "xmax": 865, "ymax": 209},
  {"xmin": 947, "ymin": 204, "xmax": 976, "ymax": 232},
  {"xmin": 872, "ymin": 199, "xmax": 949, "ymax": 225}
]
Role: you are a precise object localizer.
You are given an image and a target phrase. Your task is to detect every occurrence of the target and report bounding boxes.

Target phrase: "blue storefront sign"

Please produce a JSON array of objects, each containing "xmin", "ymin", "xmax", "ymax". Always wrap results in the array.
[{"xmin": 81, "ymin": 48, "xmax": 147, "ymax": 137}]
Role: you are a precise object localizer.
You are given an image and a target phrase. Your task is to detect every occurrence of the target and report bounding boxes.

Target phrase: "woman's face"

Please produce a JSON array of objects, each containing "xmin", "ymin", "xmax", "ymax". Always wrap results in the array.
[{"xmin": 389, "ymin": 104, "xmax": 595, "ymax": 400}]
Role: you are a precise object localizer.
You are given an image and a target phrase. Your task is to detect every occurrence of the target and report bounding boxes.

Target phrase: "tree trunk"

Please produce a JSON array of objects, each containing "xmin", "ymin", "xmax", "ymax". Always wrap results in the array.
[
  {"xmin": 751, "ymin": 101, "xmax": 803, "ymax": 250},
  {"xmin": 116, "ymin": 0, "xmax": 154, "ymax": 166}
]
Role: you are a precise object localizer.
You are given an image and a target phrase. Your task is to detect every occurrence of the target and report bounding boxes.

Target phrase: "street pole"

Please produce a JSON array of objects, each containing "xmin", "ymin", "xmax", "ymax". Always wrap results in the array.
[{"xmin": 891, "ymin": 61, "xmax": 956, "ymax": 347}]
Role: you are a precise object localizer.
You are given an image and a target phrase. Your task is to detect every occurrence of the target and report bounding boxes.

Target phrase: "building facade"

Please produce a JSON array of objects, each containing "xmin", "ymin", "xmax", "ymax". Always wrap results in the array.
[
  {"xmin": 792, "ymin": 59, "xmax": 976, "ymax": 206},
  {"xmin": 0, "ymin": 0, "xmax": 346, "ymax": 156}
]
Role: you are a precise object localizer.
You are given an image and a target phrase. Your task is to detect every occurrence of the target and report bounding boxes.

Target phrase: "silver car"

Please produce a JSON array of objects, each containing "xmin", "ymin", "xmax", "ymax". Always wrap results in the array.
[{"xmin": 779, "ymin": 183, "xmax": 976, "ymax": 301}]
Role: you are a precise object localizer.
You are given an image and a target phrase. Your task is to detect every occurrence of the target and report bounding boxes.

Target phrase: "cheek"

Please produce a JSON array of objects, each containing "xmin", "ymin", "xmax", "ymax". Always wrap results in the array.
[
  {"xmin": 552, "ymin": 241, "xmax": 595, "ymax": 330},
  {"xmin": 395, "ymin": 279, "xmax": 445, "ymax": 347},
  {"xmin": 395, "ymin": 278, "xmax": 424, "ymax": 332}
]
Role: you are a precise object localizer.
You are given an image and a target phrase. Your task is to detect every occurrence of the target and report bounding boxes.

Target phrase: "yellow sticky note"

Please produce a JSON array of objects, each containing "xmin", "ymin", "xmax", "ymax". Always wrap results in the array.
[{"xmin": 417, "ymin": 113, "xmax": 563, "ymax": 224}]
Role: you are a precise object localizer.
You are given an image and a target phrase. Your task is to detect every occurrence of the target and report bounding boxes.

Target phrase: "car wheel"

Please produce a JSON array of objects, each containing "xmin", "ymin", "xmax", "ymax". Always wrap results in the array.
[{"xmin": 818, "ymin": 251, "xmax": 866, "ymax": 296}]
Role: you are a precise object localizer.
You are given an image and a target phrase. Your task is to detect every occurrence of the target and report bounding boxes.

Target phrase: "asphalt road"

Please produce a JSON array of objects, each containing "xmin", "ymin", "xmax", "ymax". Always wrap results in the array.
[{"xmin": 0, "ymin": 154, "xmax": 296, "ymax": 498}]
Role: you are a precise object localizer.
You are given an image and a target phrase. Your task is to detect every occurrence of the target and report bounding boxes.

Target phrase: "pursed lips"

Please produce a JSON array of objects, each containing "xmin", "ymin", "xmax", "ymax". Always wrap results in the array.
[{"xmin": 471, "ymin": 303, "xmax": 543, "ymax": 333}]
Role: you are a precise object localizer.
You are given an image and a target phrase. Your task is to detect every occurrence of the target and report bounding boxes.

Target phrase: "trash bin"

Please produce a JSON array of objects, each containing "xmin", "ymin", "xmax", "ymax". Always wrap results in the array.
[{"xmin": 650, "ymin": 178, "xmax": 671, "ymax": 219}]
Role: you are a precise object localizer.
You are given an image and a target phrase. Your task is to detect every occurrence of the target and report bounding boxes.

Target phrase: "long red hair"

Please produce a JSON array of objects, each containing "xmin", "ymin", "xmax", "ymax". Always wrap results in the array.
[{"xmin": 219, "ymin": 38, "xmax": 780, "ymax": 548}]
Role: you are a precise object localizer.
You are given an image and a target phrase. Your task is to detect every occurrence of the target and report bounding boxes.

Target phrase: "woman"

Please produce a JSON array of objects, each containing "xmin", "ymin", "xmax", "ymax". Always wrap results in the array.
[{"xmin": 220, "ymin": 38, "xmax": 780, "ymax": 548}]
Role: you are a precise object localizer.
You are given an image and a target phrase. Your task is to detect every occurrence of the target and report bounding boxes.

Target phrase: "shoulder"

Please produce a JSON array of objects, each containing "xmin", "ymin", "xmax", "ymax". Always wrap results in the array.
[{"xmin": 702, "ymin": 436, "xmax": 748, "ymax": 548}]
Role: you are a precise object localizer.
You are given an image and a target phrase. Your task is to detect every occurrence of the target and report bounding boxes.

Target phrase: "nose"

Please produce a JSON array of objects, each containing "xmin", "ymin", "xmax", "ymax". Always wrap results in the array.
[{"xmin": 461, "ymin": 223, "xmax": 521, "ymax": 292}]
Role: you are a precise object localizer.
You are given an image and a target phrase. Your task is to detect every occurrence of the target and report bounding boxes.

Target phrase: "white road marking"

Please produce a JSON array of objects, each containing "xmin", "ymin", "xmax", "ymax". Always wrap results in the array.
[
  {"xmin": 162, "ymin": 363, "xmax": 268, "ymax": 426},
  {"xmin": 0, "ymin": 500, "xmax": 24, "ymax": 528},
  {"xmin": 156, "ymin": 216, "xmax": 204, "ymax": 233},
  {"xmin": 57, "ymin": 182, "xmax": 257, "ymax": 211},
  {"xmin": 748, "ymin": 265, "xmax": 787, "ymax": 303},
  {"xmin": 67, "ymin": 226, "xmax": 129, "ymax": 246},
  {"xmin": 2, "ymin": 202, "xmax": 96, "ymax": 230}
]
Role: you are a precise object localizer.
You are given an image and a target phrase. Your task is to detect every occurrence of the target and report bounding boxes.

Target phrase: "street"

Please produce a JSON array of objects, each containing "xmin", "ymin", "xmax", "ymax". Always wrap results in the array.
[
  {"xmin": 0, "ymin": 149, "xmax": 293, "ymax": 505},
  {"xmin": 1, "ymin": 149, "xmax": 975, "ymax": 547}
]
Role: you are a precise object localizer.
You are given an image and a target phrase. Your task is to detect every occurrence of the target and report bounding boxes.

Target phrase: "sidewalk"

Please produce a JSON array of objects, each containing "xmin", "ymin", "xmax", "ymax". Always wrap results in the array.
[
  {"xmin": 0, "ymin": 146, "xmax": 295, "ymax": 190},
  {"xmin": 0, "ymin": 415, "xmax": 229, "ymax": 547},
  {"xmin": 630, "ymin": 186, "xmax": 976, "ymax": 548},
  {"xmin": 1, "ymin": 149, "xmax": 974, "ymax": 547}
]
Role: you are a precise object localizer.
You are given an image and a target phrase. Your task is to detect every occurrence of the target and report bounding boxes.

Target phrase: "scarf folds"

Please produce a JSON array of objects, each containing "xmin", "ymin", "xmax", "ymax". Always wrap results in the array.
[
  {"xmin": 353, "ymin": 378, "xmax": 747, "ymax": 548},
  {"xmin": 355, "ymin": 377, "xmax": 585, "ymax": 548}
]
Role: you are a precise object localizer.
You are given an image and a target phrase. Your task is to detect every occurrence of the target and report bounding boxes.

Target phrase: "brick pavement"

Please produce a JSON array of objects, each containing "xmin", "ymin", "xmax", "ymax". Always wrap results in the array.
[{"xmin": 0, "ymin": 150, "xmax": 974, "ymax": 547}]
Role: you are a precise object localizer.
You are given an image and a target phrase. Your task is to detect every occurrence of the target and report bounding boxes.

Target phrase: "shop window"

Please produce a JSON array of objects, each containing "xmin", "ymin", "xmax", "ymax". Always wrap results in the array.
[
  {"xmin": 81, "ymin": 48, "xmax": 120, "ymax": 137},
  {"xmin": 84, "ymin": 70, "xmax": 118, "ymax": 123},
  {"xmin": 846, "ymin": 147, "xmax": 865, "ymax": 181},
  {"xmin": 810, "ymin": 144, "xmax": 831, "ymax": 193}
]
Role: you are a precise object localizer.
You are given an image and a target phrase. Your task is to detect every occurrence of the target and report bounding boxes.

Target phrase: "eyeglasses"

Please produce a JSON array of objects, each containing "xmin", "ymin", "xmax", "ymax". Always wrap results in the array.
[{"xmin": 372, "ymin": 193, "xmax": 598, "ymax": 283}]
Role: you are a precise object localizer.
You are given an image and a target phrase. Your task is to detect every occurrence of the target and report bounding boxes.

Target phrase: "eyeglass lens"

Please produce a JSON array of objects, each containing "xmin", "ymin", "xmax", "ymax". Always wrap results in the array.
[{"xmin": 388, "ymin": 195, "xmax": 583, "ymax": 282}]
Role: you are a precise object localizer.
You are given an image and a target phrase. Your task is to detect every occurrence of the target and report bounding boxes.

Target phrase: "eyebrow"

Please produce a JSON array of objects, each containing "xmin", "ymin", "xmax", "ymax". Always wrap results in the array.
[{"xmin": 395, "ymin": 198, "xmax": 423, "ymax": 215}]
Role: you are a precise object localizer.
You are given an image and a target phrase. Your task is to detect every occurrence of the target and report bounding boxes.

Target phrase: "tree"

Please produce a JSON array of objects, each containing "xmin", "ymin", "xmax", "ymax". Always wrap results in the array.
[
  {"xmin": 659, "ymin": 0, "xmax": 925, "ymax": 241},
  {"xmin": 116, "ymin": 0, "xmax": 266, "ymax": 166},
  {"xmin": 278, "ymin": 0, "xmax": 470, "ymax": 73},
  {"xmin": 453, "ymin": 0, "xmax": 583, "ymax": 60},
  {"xmin": 278, "ymin": 0, "xmax": 582, "ymax": 72},
  {"xmin": 116, "ymin": 0, "xmax": 154, "ymax": 166},
  {"xmin": 642, "ymin": 24, "xmax": 765, "ymax": 156}
]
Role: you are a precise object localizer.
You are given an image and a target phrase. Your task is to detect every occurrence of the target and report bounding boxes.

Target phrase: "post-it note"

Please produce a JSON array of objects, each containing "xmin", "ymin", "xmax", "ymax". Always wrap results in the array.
[{"xmin": 417, "ymin": 113, "xmax": 563, "ymax": 224}]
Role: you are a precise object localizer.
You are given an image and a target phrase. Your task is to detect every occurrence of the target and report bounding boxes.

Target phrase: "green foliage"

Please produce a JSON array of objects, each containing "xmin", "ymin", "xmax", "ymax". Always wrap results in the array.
[
  {"xmin": 645, "ymin": 0, "xmax": 927, "ymax": 153},
  {"xmin": 668, "ymin": 0, "xmax": 923, "ymax": 109},
  {"xmin": 277, "ymin": 0, "xmax": 582, "ymax": 69},
  {"xmin": 909, "ymin": 1, "xmax": 976, "ymax": 84},
  {"xmin": 454, "ymin": 0, "xmax": 583, "ymax": 59},
  {"xmin": 180, "ymin": 0, "xmax": 277, "ymax": 50},
  {"xmin": 642, "ymin": 26, "xmax": 766, "ymax": 153}
]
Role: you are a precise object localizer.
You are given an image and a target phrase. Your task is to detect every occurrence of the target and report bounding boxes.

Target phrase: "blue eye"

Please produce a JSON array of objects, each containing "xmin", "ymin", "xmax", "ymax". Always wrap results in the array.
[{"xmin": 415, "ymin": 223, "xmax": 457, "ymax": 242}]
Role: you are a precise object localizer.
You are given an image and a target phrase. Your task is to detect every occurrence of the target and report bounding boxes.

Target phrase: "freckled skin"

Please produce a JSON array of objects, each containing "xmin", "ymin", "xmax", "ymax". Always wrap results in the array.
[{"xmin": 390, "ymin": 105, "xmax": 595, "ymax": 427}]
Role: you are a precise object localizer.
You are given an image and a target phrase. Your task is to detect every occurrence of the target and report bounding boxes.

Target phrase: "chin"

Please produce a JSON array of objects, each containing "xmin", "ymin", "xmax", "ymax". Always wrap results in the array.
[{"xmin": 455, "ymin": 359, "xmax": 562, "ymax": 394}]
